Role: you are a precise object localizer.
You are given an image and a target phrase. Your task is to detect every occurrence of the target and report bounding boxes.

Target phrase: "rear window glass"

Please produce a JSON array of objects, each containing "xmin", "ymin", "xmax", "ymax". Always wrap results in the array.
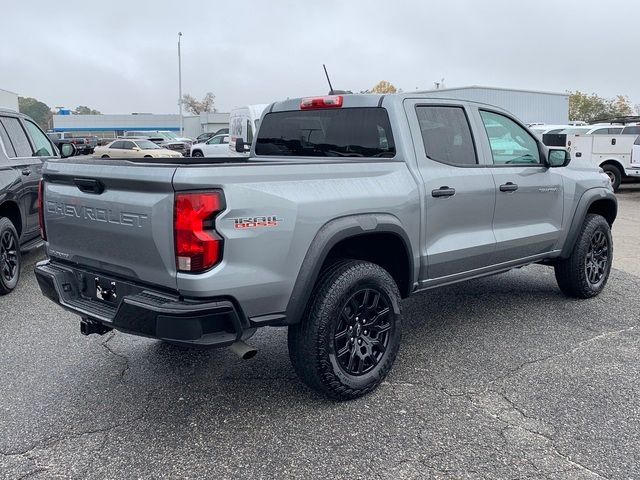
[{"xmin": 255, "ymin": 108, "xmax": 395, "ymax": 158}]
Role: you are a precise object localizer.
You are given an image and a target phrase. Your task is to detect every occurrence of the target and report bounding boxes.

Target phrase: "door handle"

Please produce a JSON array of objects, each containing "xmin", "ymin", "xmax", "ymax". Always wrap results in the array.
[
  {"xmin": 21, "ymin": 168, "xmax": 31, "ymax": 176},
  {"xmin": 432, "ymin": 186, "xmax": 456, "ymax": 198},
  {"xmin": 499, "ymin": 182, "xmax": 518, "ymax": 192},
  {"xmin": 74, "ymin": 177, "xmax": 105, "ymax": 194}
]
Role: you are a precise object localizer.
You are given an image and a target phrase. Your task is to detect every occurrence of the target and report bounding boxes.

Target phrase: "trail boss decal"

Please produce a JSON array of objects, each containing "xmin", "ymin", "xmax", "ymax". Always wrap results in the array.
[{"xmin": 233, "ymin": 215, "xmax": 281, "ymax": 229}]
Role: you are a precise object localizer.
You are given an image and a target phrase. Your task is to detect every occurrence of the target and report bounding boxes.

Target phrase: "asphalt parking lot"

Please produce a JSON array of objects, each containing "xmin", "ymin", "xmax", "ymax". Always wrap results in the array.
[{"xmin": 1, "ymin": 187, "xmax": 639, "ymax": 479}]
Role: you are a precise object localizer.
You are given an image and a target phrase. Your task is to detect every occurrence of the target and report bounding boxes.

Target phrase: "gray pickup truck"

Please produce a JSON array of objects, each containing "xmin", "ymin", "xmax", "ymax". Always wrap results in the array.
[{"xmin": 35, "ymin": 94, "xmax": 617, "ymax": 399}]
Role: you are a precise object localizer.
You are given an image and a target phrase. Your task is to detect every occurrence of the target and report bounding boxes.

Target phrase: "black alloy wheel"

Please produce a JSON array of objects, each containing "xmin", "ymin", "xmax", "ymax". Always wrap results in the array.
[
  {"xmin": 585, "ymin": 230, "xmax": 609, "ymax": 287},
  {"xmin": 333, "ymin": 288, "xmax": 393, "ymax": 376}
]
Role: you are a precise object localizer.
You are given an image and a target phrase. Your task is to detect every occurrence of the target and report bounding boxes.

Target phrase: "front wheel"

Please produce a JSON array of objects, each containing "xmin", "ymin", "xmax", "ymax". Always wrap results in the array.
[
  {"xmin": 554, "ymin": 214, "xmax": 613, "ymax": 298},
  {"xmin": 288, "ymin": 260, "xmax": 402, "ymax": 400},
  {"xmin": 0, "ymin": 217, "xmax": 21, "ymax": 295},
  {"xmin": 101, "ymin": 155, "xmax": 110, "ymax": 158},
  {"xmin": 192, "ymin": 150, "xmax": 204, "ymax": 157}
]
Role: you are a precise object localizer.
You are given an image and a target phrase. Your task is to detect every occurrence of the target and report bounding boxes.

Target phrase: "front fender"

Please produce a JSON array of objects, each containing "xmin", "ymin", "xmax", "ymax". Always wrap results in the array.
[{"xmin": 560, "ymin": 187, "xmax": 617, "ymax": 259}]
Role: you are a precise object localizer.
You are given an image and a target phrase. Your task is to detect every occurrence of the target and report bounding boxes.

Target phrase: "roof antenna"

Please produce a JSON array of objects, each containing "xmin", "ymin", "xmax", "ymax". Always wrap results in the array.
[{"xmin": 323, "ymin": 64, "xmax": 335, "ymax": 95}]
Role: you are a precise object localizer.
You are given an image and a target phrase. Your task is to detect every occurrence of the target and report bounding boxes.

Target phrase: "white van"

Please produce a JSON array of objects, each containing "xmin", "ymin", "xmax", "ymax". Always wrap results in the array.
[{"xmin": 228, "ymin": 104, "xmax": 269, "ymax": 155}]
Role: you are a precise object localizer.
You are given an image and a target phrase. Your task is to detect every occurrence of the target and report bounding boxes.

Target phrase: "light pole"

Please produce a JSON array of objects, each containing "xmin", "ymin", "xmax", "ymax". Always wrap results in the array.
[{"xmin": 178, "ymin": 32, "xmax": 183, "ymax": 136}]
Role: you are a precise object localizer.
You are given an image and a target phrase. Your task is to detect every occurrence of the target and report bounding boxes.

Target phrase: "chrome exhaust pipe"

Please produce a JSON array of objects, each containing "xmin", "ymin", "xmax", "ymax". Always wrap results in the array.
[{"xmin": 229, "ymin": 340, "xmax": 258, "ymax": 360}]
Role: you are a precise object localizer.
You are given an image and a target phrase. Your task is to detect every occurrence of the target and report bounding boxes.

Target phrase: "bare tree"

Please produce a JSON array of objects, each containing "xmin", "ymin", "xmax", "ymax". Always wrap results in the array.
[{"xmin": 181, "ymin": 92, "xmax": 216, "ymax": 114}]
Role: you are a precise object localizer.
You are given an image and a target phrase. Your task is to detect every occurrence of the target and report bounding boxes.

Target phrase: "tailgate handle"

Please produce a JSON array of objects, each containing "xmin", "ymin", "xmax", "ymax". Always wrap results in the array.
[{"xmin": 74, "ymin": 178, "xmax": 105, "ymax": 194}]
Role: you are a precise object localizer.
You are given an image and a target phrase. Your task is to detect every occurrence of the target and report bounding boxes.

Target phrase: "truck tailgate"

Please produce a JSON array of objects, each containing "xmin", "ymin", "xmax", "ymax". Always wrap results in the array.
[{"xmin": 42, "ymin": 160, "xmax": 178, "ymax": 290}]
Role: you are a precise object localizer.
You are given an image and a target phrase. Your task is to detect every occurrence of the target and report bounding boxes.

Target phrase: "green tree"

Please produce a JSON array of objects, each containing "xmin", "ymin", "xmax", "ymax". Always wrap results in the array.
[
  {"xmin": 18, "ymin": 97, "xmax": 52, "ymax": 130},
  {"xmin": 73, "ymin": 105, "xmax": 101, "ymax": 115},
  {"xmin": 568, "ymin": 91, "xmax": 633, "ymax": 122},
  {"xmin": 181, "ymin": 92, "xmax": 216, "ymax": 114}
]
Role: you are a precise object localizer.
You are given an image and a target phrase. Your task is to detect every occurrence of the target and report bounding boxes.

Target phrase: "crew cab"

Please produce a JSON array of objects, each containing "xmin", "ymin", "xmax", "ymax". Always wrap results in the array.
[
  {"xmin": 0, "ymin": 109, "xmax": 74, "ymax": 294},
  {"xmin": 35, "ymin": 94, "xmax": 616, "ymax": 399}
]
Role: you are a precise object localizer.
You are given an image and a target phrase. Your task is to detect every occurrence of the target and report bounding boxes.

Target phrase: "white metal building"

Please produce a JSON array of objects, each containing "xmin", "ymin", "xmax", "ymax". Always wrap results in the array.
[
  {"xmin": 417, "ymin": 86, "xmax": 569, "ymax": 125},
  {"xmin": 0, "ymin": 88, "xmax": 19, "ymax": 111}
]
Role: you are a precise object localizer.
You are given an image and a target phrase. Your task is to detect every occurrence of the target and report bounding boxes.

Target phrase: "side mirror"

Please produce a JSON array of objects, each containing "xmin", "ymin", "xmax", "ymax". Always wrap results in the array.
[
  {"xmin": 132, "ymin": 147, "xmax": 140, "ymax": 151},
  {"xmin": 59, "ymin": 143, "xmax": 76, "ymax": 158},
  {"xmin": 235, "ymin": 138, "xmax": 249, "ymax": 153},
  {"xmin": 548, "ymin": 149, "xmax": 571, "ymax": 168}
]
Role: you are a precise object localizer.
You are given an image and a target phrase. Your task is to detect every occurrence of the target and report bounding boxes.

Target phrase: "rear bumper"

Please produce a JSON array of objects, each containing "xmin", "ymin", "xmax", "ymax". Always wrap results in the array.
[{"xmin": 35, "ymin": 260, "xmax": 251, "ymax": 346}]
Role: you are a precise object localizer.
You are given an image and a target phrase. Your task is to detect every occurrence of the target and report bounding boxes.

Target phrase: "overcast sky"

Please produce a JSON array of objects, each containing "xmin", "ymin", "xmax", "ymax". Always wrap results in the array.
[{"xmin": 1, "ymin": 0, "xmax": 638, "ymax": 114}]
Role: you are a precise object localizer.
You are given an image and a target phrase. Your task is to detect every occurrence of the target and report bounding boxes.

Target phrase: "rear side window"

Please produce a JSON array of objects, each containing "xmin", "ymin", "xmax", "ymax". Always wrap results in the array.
[
  {"xmin": 255, "ymin": 107, "xmax": 395, "ymax": 158},
  {"xmin": 416, "ymin": 106, "xmax": 477, "ymax": 166},
  {"xmin": 0, "ymin": 117, "xmax": 33, "ymax": 157},
  {"xmin": 0, "ymin": 121, "xmax": 17, "ymax": 157},
  {"xmin": 634, "ymin": 136, "xmax": 640, "ymax": 145}
]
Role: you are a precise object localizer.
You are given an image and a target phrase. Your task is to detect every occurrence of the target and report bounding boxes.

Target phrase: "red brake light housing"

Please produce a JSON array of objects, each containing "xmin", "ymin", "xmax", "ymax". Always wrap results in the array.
[
  {"xmin": 300, "ymin": 95, "xmax": 343, "ymax": 110},
  {"xmin": 38, "ymin": 180, "xmax": 46, "ymax": 241},
  {"xmin": 174, "ymin": 191, "xmax": 225, "ymax": 273}
]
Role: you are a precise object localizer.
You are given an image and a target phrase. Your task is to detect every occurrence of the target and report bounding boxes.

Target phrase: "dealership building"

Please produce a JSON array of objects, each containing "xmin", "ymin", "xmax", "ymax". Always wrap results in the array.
[{"xmin": 51, "ymin": 112, "xmax": 230, "ymax": 140}]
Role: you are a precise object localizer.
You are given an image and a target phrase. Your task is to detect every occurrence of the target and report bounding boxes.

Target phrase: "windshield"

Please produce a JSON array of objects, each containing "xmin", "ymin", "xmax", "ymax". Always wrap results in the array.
[
  {"xmin": 255, "ymin": 107, "xmax": 395, "ymax": 158},
  {"xmin": 135, "ymin": 140, "xmax": 161, "ymax": 149},
  {"xmin": 160, "ymin": 131, "xmax": 179, "ymax": 139}
]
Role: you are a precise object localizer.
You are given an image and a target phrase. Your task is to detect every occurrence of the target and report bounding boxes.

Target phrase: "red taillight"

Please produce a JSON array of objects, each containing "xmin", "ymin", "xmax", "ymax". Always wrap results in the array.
[
  {"xmin": 38, "ymin": 180, "xmax": 46, "ymax": 241},
  {"xmin": 174, "ymin": 192, "xmax": 224, "ymax": 273},
  {"xmin": 300, "ymin": 95, "xmax": 343, "ymax": 110}
]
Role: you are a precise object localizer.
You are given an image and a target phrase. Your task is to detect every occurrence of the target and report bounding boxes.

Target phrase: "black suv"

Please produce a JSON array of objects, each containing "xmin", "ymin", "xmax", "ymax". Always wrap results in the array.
[{"xmin": 0, "ymin": 109, "xmax": 74, "ymax": 294}]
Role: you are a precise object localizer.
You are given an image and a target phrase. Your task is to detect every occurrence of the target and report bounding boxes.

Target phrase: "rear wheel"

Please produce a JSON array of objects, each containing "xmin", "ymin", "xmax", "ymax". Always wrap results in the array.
[
  {"xmin": 554, "ymin": 214, "xmax": 612, "ymax": 298},
  {"xmin": 101, "ymin": 155, "xmax": 110, "ymax": 158},
  {"xmin": 0, "ymin": 217, "xmax": 21, "ymax": 295},
  {"xmin": 601, "ymin": 164, "xmax": 622, "ymax": 192},
  {"xmin": 288, "ymin": 260, "xmax": 402, "ymax": 400},
  {"xmin": 192, "ymin": 150, "xmax": 204, "ymax": 157}
]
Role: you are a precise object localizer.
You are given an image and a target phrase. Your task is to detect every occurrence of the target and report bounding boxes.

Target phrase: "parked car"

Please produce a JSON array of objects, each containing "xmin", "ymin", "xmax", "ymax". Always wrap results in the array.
[
  {"xmin": 190, "ymin": 134, "xmax": 229, "ymax": 157},
  {"xmin": 194, "ymin": 128, "xmax": 230, "ymax": 144},
  {"xmin": 0, "ymin": 108, "xmax": 74, "ymax": 294},
  {"xmin": 93, "ymin": 139, "xmax": 183, "ymax": 159},
  {"xmin": 46, "ymin": 132, "xmax": 97, "ymax": 155},
  {"xmin": 123, "ymin": 131, "xmax": 190, "ymax": 156},
  {"xmin": 36, "ymin": 94, "xmax": 616, "ymax": 399}
]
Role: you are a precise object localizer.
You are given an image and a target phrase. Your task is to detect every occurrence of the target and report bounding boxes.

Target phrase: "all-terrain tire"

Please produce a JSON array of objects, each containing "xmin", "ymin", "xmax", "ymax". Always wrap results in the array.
[
  {"xmin": 0, "ymin": 217, "xmax": 21, "ymax": 295},
  {"xmin": 554, "ymin": 214, "xmax": 613, "ymax": 299},
  {"xmin": 288, "ymin": 260, "xmax": 402, "ymax": 400}
]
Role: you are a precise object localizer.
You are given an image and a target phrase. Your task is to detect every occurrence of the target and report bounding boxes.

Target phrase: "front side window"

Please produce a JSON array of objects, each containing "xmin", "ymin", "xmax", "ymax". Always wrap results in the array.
[
  {"xmin": 256, "ymin": 107, "xmax": 396, "ymax": 158},
  {"xmin": 416, "ymin": 106, "xmax": 477, "ymax": 166},
  {"xmin": 207, "ymin": 136, "xmax": 223, "ymax": 145},
  {"xmin": 24, "ymin": 120, "xmax": 54, "ymax": 156},
  {"xmin": 480, "ymin": 111, "xmax": 540, "ymax": 165},
  {"xmin": 0, "ymin": 116, "xmax": 33, "ymax": 157},
  {"xmin": 623, "ymin": 126, "xmax": 640, "ymax": 135}
]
